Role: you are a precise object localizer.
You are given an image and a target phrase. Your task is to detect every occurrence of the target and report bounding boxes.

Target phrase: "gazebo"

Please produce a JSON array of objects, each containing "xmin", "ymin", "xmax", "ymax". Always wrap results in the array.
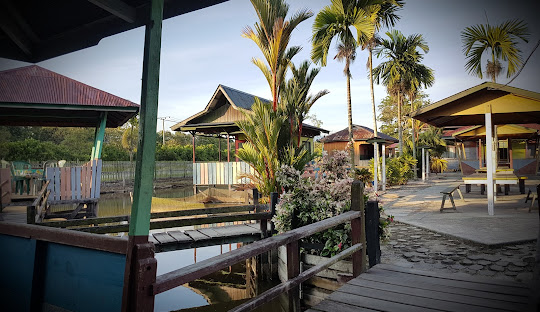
[{"xmin": 411, "ymin": 82, "xmax": 540, "ymax": 215}]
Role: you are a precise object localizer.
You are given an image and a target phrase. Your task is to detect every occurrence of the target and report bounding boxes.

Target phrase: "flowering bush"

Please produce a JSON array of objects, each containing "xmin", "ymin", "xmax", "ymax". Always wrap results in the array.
[{"xmin": 273, "ymin": 151, "xmax": 354, "ymax": 256}]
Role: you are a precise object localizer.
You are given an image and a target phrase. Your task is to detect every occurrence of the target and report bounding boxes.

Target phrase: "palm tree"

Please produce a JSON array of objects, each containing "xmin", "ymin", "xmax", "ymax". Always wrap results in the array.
[
  {"xmin": 242, "ymin": 0, "xmax": 312, "ymax": 111},
  {"xmin": 280, "ymin": 61, "xmax": 329, "ymax": 148},
  {"xmin": 362, "ymin": 0, "xmax": 403, "ymax": 187},
  {"xmin": 404, "ymin": 52, "xmax": 434, "ymax": 176},
  {"xmin": 372, "ymin": 30, "xmax": 430, "ymax": 155},
  {"xmin": 311, "ymin": 0, "xmax": 377, "ymax": 165},
  {"xmin": 335, "ymin": 42, "xmax": 358, "ymax": 165},
  {"xmin": 461, "ymin": 19, "xmax": 529, "ymax": 82}
]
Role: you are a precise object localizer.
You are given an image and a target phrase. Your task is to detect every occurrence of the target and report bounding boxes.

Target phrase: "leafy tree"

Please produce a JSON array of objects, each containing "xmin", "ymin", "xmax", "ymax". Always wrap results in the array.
[
  {"xmin": 461, "ymin": 19, "xmax": 529, "ymax": 82},
  {"xmin": 242, "ymin": 0, "xmax": 312, "ymax": 111},
  {"xmin": 311, "ymin": 0, "xmax": 377, "ymax": 165},
  {"xmin": 377, "ymin": 91, "xmax": 430, "ymax": 139},
  {"xmin": 122, "ymin": 116, "xmax": 139, "ymax": 161},
  {"xmin": 373, "ymin": 29, "xmax": 430, "ymax": 155}
]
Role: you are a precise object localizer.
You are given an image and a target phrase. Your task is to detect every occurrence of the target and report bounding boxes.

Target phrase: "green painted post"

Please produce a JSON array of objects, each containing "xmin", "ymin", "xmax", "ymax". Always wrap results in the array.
[
  {"xmin": 128, "ymin": 0, "xmax": 163, "ymax": 237},
  {"xmin": 92, "ymin": 112, "xmax": 107, "ymax": 160}
]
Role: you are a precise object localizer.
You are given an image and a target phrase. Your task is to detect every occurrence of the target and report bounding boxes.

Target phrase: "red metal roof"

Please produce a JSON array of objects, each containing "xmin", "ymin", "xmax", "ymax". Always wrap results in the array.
[
  {"xmin": 320, "ymin": 125, "xmax": 398, "ymax": 143},
  {"xmin": 0, "ymin": 65, "xmax": 139, "ymax": 108}
]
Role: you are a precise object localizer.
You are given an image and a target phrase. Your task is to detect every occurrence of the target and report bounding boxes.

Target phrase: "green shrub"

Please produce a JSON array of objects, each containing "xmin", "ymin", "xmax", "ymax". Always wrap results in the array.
[{"xmin": 385, "ymin": 155, "xmax": 416, "ymax": 186}]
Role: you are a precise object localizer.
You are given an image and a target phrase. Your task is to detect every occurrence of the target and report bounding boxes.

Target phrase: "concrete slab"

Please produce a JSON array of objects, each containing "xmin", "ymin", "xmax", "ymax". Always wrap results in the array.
[{"xmin": 381, "ymin": 173, "xmax": 539, "ymax": 246}]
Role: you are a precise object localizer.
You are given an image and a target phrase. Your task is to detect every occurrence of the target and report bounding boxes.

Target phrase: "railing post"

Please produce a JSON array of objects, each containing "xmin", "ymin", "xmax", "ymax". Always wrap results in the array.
[
  {"xmin": 351, "ymin": 180, "xmax": 366, "ymax": 276},
  {"xmin": 366, "ymin": 201, "xmax": 381, "ymax": 267},
  {"xmin": 122, "ymin": 237, "xmax": 157, "ymax": 312},
  {"xmin": 27, "ymin": 204, "xmax": 36, "ymax": 224},
  {"xmin": 286, "ymin": 240, "xmax": 300, "ymax": 312}
]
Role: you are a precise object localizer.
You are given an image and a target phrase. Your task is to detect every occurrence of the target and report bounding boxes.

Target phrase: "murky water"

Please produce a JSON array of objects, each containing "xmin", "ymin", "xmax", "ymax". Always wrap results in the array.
[{"xmin": 94, "ymin": 187, "xmax": 279, "ymax": 312}]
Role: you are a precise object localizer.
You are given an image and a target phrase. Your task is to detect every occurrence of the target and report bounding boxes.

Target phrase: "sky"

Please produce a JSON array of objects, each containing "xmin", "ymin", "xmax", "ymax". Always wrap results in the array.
[{"xmin": 1, "ymin": 0, "xmax": 539, "ymax": 134}]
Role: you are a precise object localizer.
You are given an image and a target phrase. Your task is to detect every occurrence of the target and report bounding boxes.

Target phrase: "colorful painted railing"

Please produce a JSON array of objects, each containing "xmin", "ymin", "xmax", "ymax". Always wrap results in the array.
[
  {"xmin": 193, "ymin": 161, "xmax": 254, "ymax": 185},
  {"xmin": 46, "ymin": 159, "xmax": 102, "ymax": 203}
]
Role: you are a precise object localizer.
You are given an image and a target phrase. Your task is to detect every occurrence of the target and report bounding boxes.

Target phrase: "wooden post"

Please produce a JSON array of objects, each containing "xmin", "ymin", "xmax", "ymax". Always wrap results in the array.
[
  {"xmin": 227, "ymin": 133, "xmax": 230, "ymax": 163},
  {"xmin": 485, "ymin": 106, "xmax": 495, "ymax": 215},
  {"xmin": 350, "ymin": 180, "xmax": 366, "ymax": 276},
  {"xmin": 286, "ymin": 240, "xmax": 300, "ymax": 312},
  {"xmin": 192, "ymin": 132, "xmax": 196, "ymax": 163},
  {"xmin": 26, "ymin": 204, "xmax": 36, "ymax": 224},
  {"xmin": 373, "ymin": 142, "xmax": 378, "ymax": 191},
  {"xmin": 381, "ymin": 144, "xmax": 386, "ymax": 191},
  {"xmin": 218, "ymin": 136, "xmax": 221, "ymax": 162},
  {"xmin": 422, "ymin": 148, "xmax": 426, "ymax": 181},
  {"xmin": 426, "ymin": 149, "xmax": 430, "ymax": 180},
  {"xmin": 478, "ymin": 139, "xmax": 482, "ymax": 169},
  {"xmin": 123, "ymin": 0, "xmax": 162, "ymax": 309},
  {"xmin": 122, "ymin": 237, "xmax": 157, "ymax": 312},
  {"xmin": 365, "ymin": 201, "xmax": 381, "ymax": 267}
]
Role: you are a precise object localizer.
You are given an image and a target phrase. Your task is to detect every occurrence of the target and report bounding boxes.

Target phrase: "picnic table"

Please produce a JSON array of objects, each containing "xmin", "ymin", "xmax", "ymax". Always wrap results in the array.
[
  {"xmin": 13, "ymin": 168, "xmax": 44, "ymax": 195},
  {"xmin": 463, "ymin": 173, "xmax": 518, "ymax": 196}
]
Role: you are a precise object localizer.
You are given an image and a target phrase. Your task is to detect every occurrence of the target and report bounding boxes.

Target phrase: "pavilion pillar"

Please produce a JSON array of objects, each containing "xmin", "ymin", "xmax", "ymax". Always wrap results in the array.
[
  {"xmin": 218, "ymin": 136, "xmax": 221, "ymax": 162},
  {"xmin": 478, "ymin": 139, "xmax": 482, "ymax": 169},
  {"xmin": 123, "ymin": 1, "xmax": 163, "ymax": 310},
  {"xmin": 373, "ymin": 142, "xmax": 378, "ymax": 191},
  {"xmin": 485, "ymin": 105, "xmax": 495, "ymax": 215},
  {"xmin": 381, "ymin": 144, "xmax": 386, "ymax": 191},
  {"xmin": 425, "ymin": 149, "xmax": 430, "ymax": 180},
  {"xmin": 91, "ymin": 112, "xmax": 107, "ymax": 160},
  {"xmin": 422, "ymin": 148, "xmax": 426, "ymax": 181},
  {"xmin": 192, "ymin": 132, "xmax": 196, "ymax": 163},
  {"xmin": 227, "ymin": 133, "xmax": 230, "ymax": 163}
]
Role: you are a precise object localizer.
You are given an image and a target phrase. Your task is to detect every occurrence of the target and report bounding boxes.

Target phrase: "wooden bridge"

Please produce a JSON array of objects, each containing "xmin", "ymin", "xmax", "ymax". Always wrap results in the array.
[{"xmin": 306, "ymin": 263, "xmax": 531, "ymax": 312}]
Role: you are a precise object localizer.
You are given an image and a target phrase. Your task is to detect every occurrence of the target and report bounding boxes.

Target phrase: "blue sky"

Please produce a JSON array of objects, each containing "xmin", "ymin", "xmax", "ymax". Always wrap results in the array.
[{"xmin": 1, "ymin": 0, "xmax": 539, "ymax": 134}]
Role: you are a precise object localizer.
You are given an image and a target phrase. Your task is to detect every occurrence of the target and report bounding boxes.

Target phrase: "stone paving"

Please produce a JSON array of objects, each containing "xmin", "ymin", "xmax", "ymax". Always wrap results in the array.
[{"xmin": 381, "ymin": 221, "xmax": 536, "ymax": 283}]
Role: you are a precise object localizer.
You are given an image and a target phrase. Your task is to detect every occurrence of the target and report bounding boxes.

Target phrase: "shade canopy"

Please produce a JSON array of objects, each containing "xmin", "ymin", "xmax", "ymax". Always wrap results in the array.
[
  {"xmin": 0, "ymin": 0, "xmax": 228, "ymax": 63},
  {"xmin": 0, "ymin": 65, "xmax": 139, "ymax": 127},
  {"xmin": 453, "ymin": 124, "xmax": 540, "ymax": 140},
  {"xmin": 411, "ymin": 82, "xmax": 540, "ymax": 127}
]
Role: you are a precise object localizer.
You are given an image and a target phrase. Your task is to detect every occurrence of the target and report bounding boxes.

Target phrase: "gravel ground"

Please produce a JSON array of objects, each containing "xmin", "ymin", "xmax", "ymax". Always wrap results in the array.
[{"xmin": 381, "ymin": 221, "xmax": 536, "ymax": 284}]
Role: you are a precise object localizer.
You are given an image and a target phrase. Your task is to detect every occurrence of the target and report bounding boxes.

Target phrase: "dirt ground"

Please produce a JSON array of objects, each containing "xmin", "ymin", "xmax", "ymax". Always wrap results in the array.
[{"xmin": 100, "ymin": 177, "xmax": 193, "ymax": 194}]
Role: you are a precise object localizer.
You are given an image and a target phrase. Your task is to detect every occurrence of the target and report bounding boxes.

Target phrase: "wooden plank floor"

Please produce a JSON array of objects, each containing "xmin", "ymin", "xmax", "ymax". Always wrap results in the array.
[
  {"xmin": 307, "ymin": 263, "xmax": 532, "ymax": 312},
  {"xmin": 149, "ymin": 222, "xmax": 270, "ymax": 253}
]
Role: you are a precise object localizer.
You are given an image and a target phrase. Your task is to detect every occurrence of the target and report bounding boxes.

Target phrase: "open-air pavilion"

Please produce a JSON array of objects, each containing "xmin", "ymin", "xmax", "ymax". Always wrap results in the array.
[{"xmin": 412, "ymin": 82, "xmax": 540, "ymax": 215}]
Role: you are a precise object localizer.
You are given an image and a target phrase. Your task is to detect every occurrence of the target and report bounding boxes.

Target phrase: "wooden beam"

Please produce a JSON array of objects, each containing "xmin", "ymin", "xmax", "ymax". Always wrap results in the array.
[
  {"xmin": 0, "ymin": 4, "xmax": 33, "ymax": 55},
  {"xmin": 128, "ymin": 0, "xmax": 163, "ymax": 237},
  {"xmin": 88, "ymin": 0, "xmax": 137, "ymax": 23}
]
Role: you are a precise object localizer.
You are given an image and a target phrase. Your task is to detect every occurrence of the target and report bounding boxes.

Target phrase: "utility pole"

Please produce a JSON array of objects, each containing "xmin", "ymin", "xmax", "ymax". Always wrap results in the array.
[{"xmin": 157, "ymin": 116, "xmax": 170, "ymax": 145}]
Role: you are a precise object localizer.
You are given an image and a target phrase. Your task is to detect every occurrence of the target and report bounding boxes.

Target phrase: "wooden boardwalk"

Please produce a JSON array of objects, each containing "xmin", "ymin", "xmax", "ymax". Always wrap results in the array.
[
  {"xmin": 149, "ymin": 222, "xmax": 270, "ymax": 253},
  {"xmin": 307, "ymin": 263, "xmax": 532, "ymax": 312}
]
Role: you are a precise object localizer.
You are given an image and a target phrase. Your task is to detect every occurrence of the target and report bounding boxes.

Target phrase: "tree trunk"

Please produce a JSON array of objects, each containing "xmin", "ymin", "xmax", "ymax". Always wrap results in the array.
[
  {"xmin": 411, "ymin": 96, "xmax": 417, "ymax": 176},
  {"xmin": 369, "ymin": 49, "xmax": 380, "ymax": 184},
  {"xmin": 347, "ymin": 74, "xmax": 355, "ymax": 166},
  {"xmin": 397, "ymin": 92, "xmax": 403, "ymax": 155}
]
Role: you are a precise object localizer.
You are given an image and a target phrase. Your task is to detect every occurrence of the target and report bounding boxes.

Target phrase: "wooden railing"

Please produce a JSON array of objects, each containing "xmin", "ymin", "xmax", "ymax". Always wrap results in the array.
[
  {"xmin": 148, "ymin": 181, "xmax": 367, "ymax": 312},
  {"xmin": 40, "ymin": 196, "xmax": 273, "ymax": 235},
  {"xmin": 46, "ymin": 159, "xmax": 102, "ymax": 204},
  {"xmin": 27, "ymin": 180, "xmax": 50, "ymax": 224}
]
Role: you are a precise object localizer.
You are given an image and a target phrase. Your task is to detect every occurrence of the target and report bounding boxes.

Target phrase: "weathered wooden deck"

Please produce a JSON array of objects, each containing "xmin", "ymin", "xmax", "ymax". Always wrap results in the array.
[
  {"xmin": 306, "ymin": 263, "xmax": 531, "ymax": 312},
  {"xmin": 148, "ymin": 222, "xmax": 270, "ymax": 253}
]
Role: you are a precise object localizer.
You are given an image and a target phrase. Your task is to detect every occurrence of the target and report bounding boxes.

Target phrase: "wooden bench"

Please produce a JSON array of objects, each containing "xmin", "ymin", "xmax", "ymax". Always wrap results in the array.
[
  {"xmin": 440, "ymin": 184, "xmax": 464, "ymax": 212},
  {"xmin": 525, "ymin": 184, "xmax": 539, "ymax": 212}
]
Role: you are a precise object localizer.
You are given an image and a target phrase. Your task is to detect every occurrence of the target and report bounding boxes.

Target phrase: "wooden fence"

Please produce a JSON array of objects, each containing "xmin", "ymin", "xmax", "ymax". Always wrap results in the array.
[
  {"xmin": 193, "ymin": 161, "xmax": 253, "ymax": 186},
  {"xmin": 62, "ymin": 161, "xmax": 192, "ymax": 182},
  {"xmin": 46, "ymin": 160, "xmax": 102, "ymax": 203}
]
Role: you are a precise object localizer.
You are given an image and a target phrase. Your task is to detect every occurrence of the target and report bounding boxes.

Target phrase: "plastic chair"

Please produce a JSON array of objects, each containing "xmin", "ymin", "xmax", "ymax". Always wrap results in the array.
[{"xmin": 11, "ymin": 161, "xmax": 31, "ymax": 195}]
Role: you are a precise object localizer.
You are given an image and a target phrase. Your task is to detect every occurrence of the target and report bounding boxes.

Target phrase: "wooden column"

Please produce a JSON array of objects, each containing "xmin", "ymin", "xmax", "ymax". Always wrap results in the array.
[
  {"xmin": 485, "ymin": 105, "xmax": 495, "ymax": 215},
  {"xmin": 192, "ymin": 132, "xmax": 196, "ymax": 163},
  {"xmin": 381, "ymin": 144, "xmax": 386, "ymax": 191},
  {"xmin": 478, "ymin": 139, "xmax": 482, "ymax": 169},
  {"xmin": 227, "ymin": 133, "xmax": 230, "ymax": 163},
  {"xmin": 218, "ymin": 136, "xmax": 221, "ymax": 162},
  {"xmin": 509, "ymin": 139, "xmax": 513, "ymax": 169},
  {"xmin": 426, "ymin": 149, "xmax": 430, "ymax": 180},
  {"xmin": 286, "ymin": 240, "xmax": 300, "ymax": 312},
  {"xmin": 422, "ymin": 148, "xmax": 426, "ymax": 181},
  {"xmin": 366, "ymin": 201, "xmax": 381, "ymax": 267},
  {"xmin": 351, "ymin": 180, "xmax": 366, "ymax": 276},
  {"xmin": 91, "ymin": 112, "xmax": 107, "ymax": 160},
  {"xmin": 373, "ymin": 142, "xmax": 378, "ymax": 191}
]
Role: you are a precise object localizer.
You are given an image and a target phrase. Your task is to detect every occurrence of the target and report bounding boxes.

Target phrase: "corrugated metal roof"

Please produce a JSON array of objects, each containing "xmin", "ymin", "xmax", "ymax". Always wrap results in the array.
[
  {"xmin": 0, "ymin": 65, "xmax": 139, "ymax": 108},
  {"xmin": 320, "ymin": 125, "xmax": 398, "ymax": 143},
  {"xmin": 220, "ymin": 84, "xmax": 270, "ymax": 109}
]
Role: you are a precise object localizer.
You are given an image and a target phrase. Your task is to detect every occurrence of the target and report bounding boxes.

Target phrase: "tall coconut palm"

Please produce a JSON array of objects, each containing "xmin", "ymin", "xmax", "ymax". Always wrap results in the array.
[
  {"xmin": 372, "ymin": 30, "xmax": 430, "ymax": 154},
  {"xmin": 311, "ymin": 0, "xmax": 377, "ymax": 165},
  {"xmin": 362, "ymin": 0, "xmax": 403, "ymax": 187},
  {"xmin": 461, "ymin": 19, "xmax": 529, "ymax": 82},
  {"xmin": 242, "ymin": 0, "xmax": 312, "ymax": 111}
]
